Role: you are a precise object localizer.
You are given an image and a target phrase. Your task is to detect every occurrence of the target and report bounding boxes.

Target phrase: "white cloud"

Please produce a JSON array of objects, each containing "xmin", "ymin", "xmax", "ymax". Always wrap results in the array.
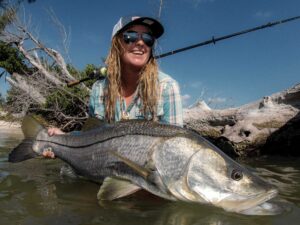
[
  {"xmin": 182, "ymin": 81, "xmax": 203, "ymax": 89},
  {"xmin": 190, "ymin": 81, "xmax": 203, "ymax": 89},
  {"xmin": 207, "ymin": 97, "xmax": 227, "ymax": 104},
  {"xmin": 181, "ymin": 94, "xmax": 191, "ymax": 107}
]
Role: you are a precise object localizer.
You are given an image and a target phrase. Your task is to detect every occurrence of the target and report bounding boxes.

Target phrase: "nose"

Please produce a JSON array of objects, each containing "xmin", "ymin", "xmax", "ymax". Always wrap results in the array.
[{"xmin": 135, "ymin": 38, "xmax": 146, "ymax": 46}]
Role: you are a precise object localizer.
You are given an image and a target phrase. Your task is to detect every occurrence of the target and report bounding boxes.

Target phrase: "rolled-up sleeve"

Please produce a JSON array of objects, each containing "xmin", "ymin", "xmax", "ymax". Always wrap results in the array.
[
  {"xmin": 159, "ymin": 80, "xmax": 183, "ymax": 127},
  {"xmin": 88, "ymin": 80, "xmax": 106, "ymax": 119}
]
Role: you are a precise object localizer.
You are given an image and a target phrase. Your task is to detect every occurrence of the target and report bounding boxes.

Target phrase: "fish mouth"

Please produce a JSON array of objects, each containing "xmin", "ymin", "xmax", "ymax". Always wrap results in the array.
[{"xmin": 218, "ymin": 188, "xmax": 279, "ymax": 213}]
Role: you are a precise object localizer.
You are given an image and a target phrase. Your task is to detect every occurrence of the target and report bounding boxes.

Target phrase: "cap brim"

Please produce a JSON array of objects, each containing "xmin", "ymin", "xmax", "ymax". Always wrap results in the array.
[{"xmin": 119, "ymin": 17, "xmax": 164, "ymax": 39}]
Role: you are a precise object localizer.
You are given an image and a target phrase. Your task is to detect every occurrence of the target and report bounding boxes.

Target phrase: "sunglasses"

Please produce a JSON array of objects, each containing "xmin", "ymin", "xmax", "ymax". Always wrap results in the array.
[{"xmin": 122, "ymin": 31, "xmax": 155, "ymax": 47}]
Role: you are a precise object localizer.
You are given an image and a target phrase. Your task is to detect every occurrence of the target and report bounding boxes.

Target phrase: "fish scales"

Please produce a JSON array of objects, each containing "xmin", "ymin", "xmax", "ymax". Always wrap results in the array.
[
  {"xmin": 8, "ymin": 116, "xmax": 281, "ymax": 215},
  {"xmin": 41, "ymin": 120, "xmax": 193, "ymax": 148}
]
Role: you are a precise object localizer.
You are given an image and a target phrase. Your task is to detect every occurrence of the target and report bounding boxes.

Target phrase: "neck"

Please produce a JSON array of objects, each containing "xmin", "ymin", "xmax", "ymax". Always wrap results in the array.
[{"xmin": 121, "ymin": 66, "xmax": 142, "ymax": 97}]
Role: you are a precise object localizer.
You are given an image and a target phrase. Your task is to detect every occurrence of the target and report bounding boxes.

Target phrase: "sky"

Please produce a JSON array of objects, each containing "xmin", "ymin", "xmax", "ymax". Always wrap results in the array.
[{"xmin": 1, "ymin": 0, "xmax": 300, "ymax": 108}]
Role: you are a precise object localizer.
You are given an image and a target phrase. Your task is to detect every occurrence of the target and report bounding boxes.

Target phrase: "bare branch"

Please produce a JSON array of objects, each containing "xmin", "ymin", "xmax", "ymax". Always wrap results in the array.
[
  {"xmin": 6, "ymin": 73, "xmax": 46, "ymax": 104},
  {"xmin": 1, "ymin": 8, "xmax": 91, "ymax": 129}
]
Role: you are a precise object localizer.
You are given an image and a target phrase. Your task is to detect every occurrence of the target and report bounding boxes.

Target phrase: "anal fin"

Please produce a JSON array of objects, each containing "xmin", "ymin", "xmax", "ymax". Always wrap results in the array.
[{"xmin": 97, "ymin": 177, "xmax": 142, "ymax": 201}]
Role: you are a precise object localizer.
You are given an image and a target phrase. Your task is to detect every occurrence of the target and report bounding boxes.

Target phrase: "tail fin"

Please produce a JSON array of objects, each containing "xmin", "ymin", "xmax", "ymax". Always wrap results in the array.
[
  {"xmin": 8, "ymin": 139, "xmax": 38, "ymax": 162},
  {"xmin": 8, "ymin": 116, "xmax": 44, "ymax": 163}
]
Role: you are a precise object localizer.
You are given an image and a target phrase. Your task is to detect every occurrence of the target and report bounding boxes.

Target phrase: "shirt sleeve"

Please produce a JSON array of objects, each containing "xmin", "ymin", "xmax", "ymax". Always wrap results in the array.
[
  {"xmin": 159, "ymin": 80, "xmax": 183, "ymax": 127},
  {"xmin": 89, "ymin": 83, "xmax": 97, "ymax": 117},
  {"xmin": 88, "ymin": 80, "xmax": 106, "ymax": 119}
]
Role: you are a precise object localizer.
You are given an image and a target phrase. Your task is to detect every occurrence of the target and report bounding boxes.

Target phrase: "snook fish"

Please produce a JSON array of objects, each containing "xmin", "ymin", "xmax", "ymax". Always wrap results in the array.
[{"xmin": 9, "ymin": 116, "xmax": 279, "ymax": 215}]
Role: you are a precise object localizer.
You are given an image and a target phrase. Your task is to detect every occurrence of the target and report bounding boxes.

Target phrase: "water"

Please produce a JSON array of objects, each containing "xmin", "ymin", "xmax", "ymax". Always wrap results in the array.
[{"xmin": 0, "ymin": 129, "xmax": 300, "ymax": 225}]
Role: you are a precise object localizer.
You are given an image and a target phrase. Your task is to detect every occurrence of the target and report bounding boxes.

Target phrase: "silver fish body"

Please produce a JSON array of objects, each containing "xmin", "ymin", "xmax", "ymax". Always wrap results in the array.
[{"xmin": 9, "ymin": 117, "xmax": 278, "ymax": 214}]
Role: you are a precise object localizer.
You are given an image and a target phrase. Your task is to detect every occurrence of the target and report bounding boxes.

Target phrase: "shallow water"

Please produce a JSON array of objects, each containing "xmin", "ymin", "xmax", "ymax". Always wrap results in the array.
[{"xmin": 0, "ymin": 130, "xmax": 300, "ymax": 225}]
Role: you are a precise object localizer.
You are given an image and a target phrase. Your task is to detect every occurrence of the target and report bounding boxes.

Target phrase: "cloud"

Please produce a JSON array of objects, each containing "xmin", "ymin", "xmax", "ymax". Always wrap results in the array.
[
  {"xmin": 190, "ymin": 81, "xmax": 203, "ymax": 89},
  {"xmin": 181, "ymin": 94, "xmax": 191, "ymax": 106},
  {"xmin": 253, "ymin": 11, "xmax": 272, "ymax": 19},
  {"xmin": 182, "ymin": 81, "xmax": 203, "ymax": 89},
  {"xmin": 207, "ymin": 97, "xmax": 227, "ymax": 104}
]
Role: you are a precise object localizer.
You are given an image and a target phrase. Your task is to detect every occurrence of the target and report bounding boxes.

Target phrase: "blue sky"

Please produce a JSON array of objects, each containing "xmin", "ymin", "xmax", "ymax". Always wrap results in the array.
[{"xmin": 1, "ymin": 0, "xmax": 300, "ymax": 108}]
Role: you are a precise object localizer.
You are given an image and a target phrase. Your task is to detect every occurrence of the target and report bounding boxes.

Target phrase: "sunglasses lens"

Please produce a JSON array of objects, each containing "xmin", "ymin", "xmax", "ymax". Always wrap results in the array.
[
  {"xmin": 123, "ymin": 31, "xmax": 155, "ymax": 47},
  {"xmin": 123, "ymin": 32, "xmax": 138, "ymax": 44},
  {"xmin": 142, "ymin": 33, "xmax": 155, "ymax": 47}
]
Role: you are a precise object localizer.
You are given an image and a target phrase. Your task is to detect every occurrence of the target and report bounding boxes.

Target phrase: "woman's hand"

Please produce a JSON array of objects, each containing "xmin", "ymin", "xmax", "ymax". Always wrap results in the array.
[
  {"xmin": 48, "ymin": 127, "xmax": 65, "ymax": 136},
  {"xmin": 44, "ymin": 127, "xmax": 65, "ymax": 159}
]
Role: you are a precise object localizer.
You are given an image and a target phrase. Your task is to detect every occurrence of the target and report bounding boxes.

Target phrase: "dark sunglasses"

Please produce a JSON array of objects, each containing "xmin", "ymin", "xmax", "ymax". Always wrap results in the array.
[{"xmin": 122, "ymin": 31, "xmax": 155, "ymax": 47}]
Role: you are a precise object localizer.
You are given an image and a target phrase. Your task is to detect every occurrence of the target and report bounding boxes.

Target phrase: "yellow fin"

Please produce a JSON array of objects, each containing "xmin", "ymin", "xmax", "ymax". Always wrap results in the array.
[
  {"xmin": 97, "ymin": 177, "xmax": 141, "ymax": 200},
  {"xmin": 110, "ymin": 151, "xmax": 150, "ymax": 179}
]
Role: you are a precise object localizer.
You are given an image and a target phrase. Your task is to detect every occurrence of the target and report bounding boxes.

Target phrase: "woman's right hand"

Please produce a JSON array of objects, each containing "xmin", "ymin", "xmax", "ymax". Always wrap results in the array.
[{"xmin": 48, "ymin": 127, "xmax": 65, "ymax": 136}]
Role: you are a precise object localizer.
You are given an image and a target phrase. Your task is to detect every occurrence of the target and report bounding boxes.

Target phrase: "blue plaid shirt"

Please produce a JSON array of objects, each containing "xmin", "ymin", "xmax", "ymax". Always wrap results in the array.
[{"xmin": 89, "ymin": 71, "xmax": 183, "ymax": 127}]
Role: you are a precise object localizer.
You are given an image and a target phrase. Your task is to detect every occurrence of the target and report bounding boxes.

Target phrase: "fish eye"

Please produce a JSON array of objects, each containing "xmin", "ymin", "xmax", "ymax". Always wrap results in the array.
[{"xmin": 231, "ymin": 169, "xmax": 243, "ymax": 181}]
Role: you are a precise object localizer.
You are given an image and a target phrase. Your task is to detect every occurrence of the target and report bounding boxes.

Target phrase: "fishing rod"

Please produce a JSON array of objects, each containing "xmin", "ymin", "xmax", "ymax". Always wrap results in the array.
[
  {"xmin": 67, "ymin": 15, "xmax": 300, "ymax": 87},
  {"xmin": 154, "ymin": 15, "xmax": 300, "ymax": 59}
]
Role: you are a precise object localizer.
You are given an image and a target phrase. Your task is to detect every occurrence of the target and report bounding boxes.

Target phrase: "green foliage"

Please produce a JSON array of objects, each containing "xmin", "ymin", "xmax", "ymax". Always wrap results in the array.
[
  {"xmin": 0, "ymin": 6, "xmax": 15, "ymax": 31},
  {"xmin": 81, "ymin": 64, "xmax": 99, "ymax": 88},
  {"xmin": 45, "ymin": 87, "xmax": 89, "ymax": 115},
  {"xmin": 0, "ymin": 41, "xmax": 30, "ymax": 74},
  {"xmin": 41, "ymin": 85, "xmax": 89, "ymax": 130},
  {"xmin": 1, "ymin": 1, "xmax": 36, "ymax": 31},
  {"xmin": 0, "ymin": 93, "xmax": 5, "ymax": 108}
]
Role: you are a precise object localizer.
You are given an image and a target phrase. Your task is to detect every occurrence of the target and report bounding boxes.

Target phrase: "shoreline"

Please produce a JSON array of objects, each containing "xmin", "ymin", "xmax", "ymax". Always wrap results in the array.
[{"xmin": 0, "ymin": 120, "xmax": 22, "ymax": 133}]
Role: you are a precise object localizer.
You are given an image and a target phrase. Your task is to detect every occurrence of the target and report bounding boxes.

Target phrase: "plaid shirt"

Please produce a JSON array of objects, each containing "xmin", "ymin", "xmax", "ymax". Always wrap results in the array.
[{"xmin": 89, "ymin": 71, "xmax": 183, "ymax": 127}]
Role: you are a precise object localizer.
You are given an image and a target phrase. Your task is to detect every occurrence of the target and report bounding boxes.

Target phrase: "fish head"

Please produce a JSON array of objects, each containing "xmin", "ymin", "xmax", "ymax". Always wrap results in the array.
[{"xmin": 185, "ymin": 140, "xmax": 278, "ymax": 213}]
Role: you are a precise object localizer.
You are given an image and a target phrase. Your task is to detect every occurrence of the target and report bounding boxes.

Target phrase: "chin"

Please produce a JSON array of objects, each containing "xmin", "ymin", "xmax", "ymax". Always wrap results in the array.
[{"xmin": 130, "ymin": 60, "xmax": 148, "ymax": 69}]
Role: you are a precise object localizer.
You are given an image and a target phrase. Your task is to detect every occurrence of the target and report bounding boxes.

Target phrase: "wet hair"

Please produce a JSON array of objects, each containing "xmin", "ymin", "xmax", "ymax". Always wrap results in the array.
[{"xmin": 104, "ymin": 35, "xmax": 159, "ymax": 122}]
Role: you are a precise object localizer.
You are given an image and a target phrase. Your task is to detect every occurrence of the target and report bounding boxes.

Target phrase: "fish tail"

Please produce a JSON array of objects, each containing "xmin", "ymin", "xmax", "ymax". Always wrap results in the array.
[
  {"xmin": 8, "ymin": 139, "xmax": 38, "ymax": 162},
  {"xmin": 8, "ymin": 116, "xmax": 44, "ymax": 163}
]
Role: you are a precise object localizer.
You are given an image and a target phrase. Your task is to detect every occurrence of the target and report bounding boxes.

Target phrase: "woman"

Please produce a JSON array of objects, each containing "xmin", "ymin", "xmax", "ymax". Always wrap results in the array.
[{"xmin": 48, "ymin": 16, "xmax": 183, "ymax": 138}]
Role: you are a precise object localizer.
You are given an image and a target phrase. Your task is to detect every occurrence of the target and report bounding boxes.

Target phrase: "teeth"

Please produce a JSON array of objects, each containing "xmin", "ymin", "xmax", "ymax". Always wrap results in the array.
[{"xmin": 132, "ymin": 51, "xmax": 144, "ymax": 55}]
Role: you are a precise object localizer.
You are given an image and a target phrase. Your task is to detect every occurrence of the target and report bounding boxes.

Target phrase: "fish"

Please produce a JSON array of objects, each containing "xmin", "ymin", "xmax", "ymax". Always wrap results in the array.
[{"xmin": 8, "ymin": 116, "xmax": 279, "ymax": 215}]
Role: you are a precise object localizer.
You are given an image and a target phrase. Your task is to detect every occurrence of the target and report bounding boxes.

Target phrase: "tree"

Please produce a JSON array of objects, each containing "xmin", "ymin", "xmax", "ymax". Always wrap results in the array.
[
  {"xmin": 0, "ymin": 93, "xmax": 4, "ymax": 108},
  {"xmin": 0, "ymin": 41, "xmax": 30, "ymax": 74},
  {"xmin": 0, "ymin": 3, "xmax": 94, "ymax": 130}
]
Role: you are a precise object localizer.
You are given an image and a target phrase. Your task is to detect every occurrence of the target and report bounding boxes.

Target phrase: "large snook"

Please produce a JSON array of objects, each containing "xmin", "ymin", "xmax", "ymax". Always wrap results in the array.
[{"xmin": 9, "ymin": 116, "xmax": 278, "ymax": 215}]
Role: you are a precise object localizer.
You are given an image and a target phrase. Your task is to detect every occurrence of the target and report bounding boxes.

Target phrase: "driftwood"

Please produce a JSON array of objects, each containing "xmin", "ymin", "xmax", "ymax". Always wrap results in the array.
[{"xmin": 184, "ymin": 83, "xmax": 300, "ymax": 157}]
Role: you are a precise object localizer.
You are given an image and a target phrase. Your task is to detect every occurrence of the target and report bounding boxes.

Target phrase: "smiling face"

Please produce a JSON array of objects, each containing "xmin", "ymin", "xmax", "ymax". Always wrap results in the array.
[{"xmin": 119, "ymin": 25, "xmax": 153, "ymax": 71}]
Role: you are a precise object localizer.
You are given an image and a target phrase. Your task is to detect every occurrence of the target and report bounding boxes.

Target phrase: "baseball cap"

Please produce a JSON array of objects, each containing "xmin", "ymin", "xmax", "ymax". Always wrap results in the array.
[{"xmin": 112, "ymin": 16, "xmax": 164, "ymax": 39}]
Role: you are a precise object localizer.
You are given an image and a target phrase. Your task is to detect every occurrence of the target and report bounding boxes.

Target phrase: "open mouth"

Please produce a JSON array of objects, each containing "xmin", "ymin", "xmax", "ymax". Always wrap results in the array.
[{"xmin": 131, "ymin": 50, "xmax": 144, "ymax": 55}]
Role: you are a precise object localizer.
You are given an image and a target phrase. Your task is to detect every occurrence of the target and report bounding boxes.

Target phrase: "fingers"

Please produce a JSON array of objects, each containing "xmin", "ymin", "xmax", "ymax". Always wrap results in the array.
[
  {"xmin": 48, "ymin": 127, "xmax": 65, "ymax": 136},
  {"xmin": 42, "ymin": 147, "xmax": 55, "ymax": 158}
]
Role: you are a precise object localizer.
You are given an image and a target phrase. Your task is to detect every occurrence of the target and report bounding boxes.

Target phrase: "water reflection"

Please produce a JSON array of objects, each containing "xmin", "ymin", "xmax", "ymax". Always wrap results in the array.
[
  {"xmin": 244, "ymin": 157, "xmax": 300, "ymax": 205},
  {"xmin": 0, "ymin": 130, "xmax": 300, "ymax": 225}
]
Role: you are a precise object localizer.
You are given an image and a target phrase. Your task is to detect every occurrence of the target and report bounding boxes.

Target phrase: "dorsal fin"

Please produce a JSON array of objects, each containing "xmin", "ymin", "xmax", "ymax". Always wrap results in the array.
[
  {"xmin": 22, "ymin": 116, "xmax": 44, "ymax": 139},
  {"xmin": 81, "ymin": 117, "xmax": 107, "ymax": 131}
]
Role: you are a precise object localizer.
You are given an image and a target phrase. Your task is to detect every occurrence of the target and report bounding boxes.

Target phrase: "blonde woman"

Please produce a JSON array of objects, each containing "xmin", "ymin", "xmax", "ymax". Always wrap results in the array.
[
  {"xmin": 89, "ymin": 16, "xmax": 183, "ymax": 126},
  {"xmin": 48, "ymin": 16, "xmax": 183, "ymax": 139}
]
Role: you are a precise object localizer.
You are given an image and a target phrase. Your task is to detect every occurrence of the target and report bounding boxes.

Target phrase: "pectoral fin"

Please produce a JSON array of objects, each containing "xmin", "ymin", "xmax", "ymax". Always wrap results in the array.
[
  {"xmin": 97, "ymin": 177, "xmax": 141, "ymax": 200},
  {"xmin": 109, "ymin": 151, "xmax": 150, "ymax": 179}
]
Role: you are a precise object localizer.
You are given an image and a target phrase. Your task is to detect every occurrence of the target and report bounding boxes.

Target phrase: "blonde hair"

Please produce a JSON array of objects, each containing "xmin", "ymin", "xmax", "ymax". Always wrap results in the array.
[{"xmin": 104, "ymin": 35, "xmax": 159, "ymax": 122}]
